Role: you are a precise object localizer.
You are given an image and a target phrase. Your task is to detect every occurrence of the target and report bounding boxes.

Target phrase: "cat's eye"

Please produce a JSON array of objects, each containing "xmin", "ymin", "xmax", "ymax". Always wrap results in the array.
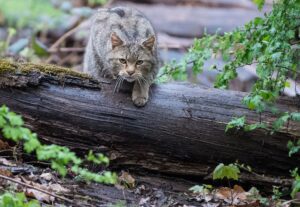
[
  {"xmin": 136, "ymin": 60, "xmax": 143, "ymax": 65},
  {"xmin": 119, "ymin": 59, "xmax": 126, "ymax": 64}
]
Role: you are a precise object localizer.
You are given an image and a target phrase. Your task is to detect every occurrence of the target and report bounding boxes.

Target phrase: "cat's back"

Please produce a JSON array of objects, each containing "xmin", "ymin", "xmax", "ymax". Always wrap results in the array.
[{"xmin": 91, "ymin": 7, "xmax": 156, "ymax": 45}]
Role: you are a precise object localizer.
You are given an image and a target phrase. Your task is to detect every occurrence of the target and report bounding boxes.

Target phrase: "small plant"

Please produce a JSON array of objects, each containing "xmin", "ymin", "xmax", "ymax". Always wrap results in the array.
[
  {"xmin": 225, "ymin": 116, "xmax": 246, "ymax": 132},
  {"xmin": 161, "ymin": 0, "xmax": 300, "ymax": 132},
  {"xmin": 234, "ymin": 161, "xmax": 252, "ymax": 173},
  {"xmin": 0, "ymin": 192, "xmax": 40, "ymax": 207},
  {"xmin": 160, "ymin": 0, "xmax": 300, "ymax": 199},
  {"xmin": 291, "ymin": 168, "xmax": 300, "ymax": 198},
  {"xmin": 0, "ymin": 28, "xmax": 16, "ymax": 56},
  {"xmin": 213, "ymin": 163, "xmax": 240, "ymax": 204},
  {"xmin": 88, "ymin": 0, "xmax": 108, "ymax": 7},
  {"xmin": 189, "ymin": 184, "xmax": 213, "ymax": 197},
  {"xmin": 213, "ymin": 163, "xmax": 240, "ymax": 181},
  {"xmin": 272, "ymin": 186, "xmax": 283, "ymax": 200},
  {"xmin": 0, "ymin": 105, "xmax": 117, "ymax": 184},
  {"xmin": 287, "ymin": 140, "xmax": 300, "ymax": 157}
]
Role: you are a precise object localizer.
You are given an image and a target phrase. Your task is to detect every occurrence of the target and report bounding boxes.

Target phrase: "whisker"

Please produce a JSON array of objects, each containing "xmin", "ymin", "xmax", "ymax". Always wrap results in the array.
[
  {"xmin": 118, "ymin": 77, "xmax": 124, "ymax": 92},
  {"xmin": 141, "ymin": 76, "xmax": 149, "ymax": 86},
  {"xmin": 141, "ymin": 76, "xmax": 153, "ymax": 96},
  {"xmin": 113, "ymin": 76, "xmax": 121, "ymax": 93},
  {"xmin": 137, "ymin": 78, "xmax": 142, "ymax": 87}
]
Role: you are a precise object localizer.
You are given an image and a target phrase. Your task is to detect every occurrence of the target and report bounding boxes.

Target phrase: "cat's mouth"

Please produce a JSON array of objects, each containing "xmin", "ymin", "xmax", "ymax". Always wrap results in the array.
[{"xmin": 124, "ymin": 77, "xmax": 135, "ymax": 82}]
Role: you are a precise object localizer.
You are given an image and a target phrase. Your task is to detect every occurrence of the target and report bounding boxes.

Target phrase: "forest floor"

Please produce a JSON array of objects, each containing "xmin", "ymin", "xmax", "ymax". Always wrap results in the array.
[{"xmin": 0, "ymin": 152, "xmax": 282, "ymax": 207}]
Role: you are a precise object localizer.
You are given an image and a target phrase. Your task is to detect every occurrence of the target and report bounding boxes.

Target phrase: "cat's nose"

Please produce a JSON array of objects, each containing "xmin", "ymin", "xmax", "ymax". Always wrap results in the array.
[{"xmin": 127, "ymin": 71, "xmax": 134, "ymax": 76}]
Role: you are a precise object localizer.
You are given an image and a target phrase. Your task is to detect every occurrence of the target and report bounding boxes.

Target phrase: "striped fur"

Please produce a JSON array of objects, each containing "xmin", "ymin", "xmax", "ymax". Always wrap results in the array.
[{"xmin": 83, "ymin": 7, "xmax": 158, "ymax": 107}]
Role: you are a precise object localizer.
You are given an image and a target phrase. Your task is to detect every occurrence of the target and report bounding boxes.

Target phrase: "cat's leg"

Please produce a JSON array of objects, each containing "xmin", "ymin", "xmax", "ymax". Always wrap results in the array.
[{"xmin": 132, "ymin": 81, "xmax": 149, "ymax": 107}]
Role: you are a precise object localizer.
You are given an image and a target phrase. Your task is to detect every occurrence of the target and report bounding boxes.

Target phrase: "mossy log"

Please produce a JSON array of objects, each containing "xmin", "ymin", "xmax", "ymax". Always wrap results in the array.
[{"xmin": 0, "ymin": 59, "xmax": 299, "ymax": 186}]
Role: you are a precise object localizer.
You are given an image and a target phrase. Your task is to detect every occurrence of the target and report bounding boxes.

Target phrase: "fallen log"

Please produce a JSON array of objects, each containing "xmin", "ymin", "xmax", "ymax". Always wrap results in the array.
[
  {"xmin": 0, "ymin": 60, "xmax": 299, "ymax": 185},
  {"xmin": 118, "ymin": 0, "xmax": 256, "ymax": 9}
]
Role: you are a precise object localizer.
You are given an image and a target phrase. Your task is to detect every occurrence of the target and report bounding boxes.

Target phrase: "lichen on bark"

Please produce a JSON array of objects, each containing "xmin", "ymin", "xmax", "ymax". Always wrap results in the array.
[
  {"xmin": 0, "ymin": 59, "xmax": 90, "ymax": 79},
  {"xmin": 0, "ymin": 59, "xmax": 102, "ymax": 89}
]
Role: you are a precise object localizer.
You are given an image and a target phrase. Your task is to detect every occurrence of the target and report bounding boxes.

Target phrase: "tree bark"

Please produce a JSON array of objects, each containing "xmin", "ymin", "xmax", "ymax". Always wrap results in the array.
[
  {"xmin": 117, "ymin": 0, "xmax": 255, "ymax": 9},
  {"xmin": 0, "ymin": 61, "xmax": 299, "ymax": 185}
]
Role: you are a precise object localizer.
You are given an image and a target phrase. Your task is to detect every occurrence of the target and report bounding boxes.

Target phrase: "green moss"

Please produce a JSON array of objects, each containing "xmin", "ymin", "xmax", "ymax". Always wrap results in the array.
[
  {"xmin": 20, "ymin": 62, "xmax": 90, "ymax": 79},
  {"xmin": 0, "ymin": 59, "xmax": 18, "ymax": 73},
  {"xmin": 0, "ymin": 59, "xmax": 91, "ymax": 79}
]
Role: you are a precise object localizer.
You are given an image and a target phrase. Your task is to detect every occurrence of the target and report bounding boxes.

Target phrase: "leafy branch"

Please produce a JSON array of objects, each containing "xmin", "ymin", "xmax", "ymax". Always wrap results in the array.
[
  {"xmin": 161, "ymin": 0, "xmax": 300, "ymax": 113},
  {"xmin": 161, "ymin": 0, "xmax": 300, "ymax": 198},
  {"xmin": 0, "ymin": 105, "xmax": 117, "ymax": 184}
]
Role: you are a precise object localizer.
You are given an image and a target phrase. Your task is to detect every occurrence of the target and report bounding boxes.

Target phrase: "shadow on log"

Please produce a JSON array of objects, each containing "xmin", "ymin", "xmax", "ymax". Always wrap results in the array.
[{"xmin": 0, "ymin": 60, "xmax": 299, "ymax": 186}]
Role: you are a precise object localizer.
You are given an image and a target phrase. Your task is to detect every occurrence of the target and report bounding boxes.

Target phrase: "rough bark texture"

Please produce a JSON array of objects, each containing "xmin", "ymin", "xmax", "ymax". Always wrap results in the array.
[
  {"xmin": 117, "ymin": 0, "xmax": 256, "ymax": 8},
  {"xmin": 0, "ymin": 61, "xmax": 299, "ymax": 185}
]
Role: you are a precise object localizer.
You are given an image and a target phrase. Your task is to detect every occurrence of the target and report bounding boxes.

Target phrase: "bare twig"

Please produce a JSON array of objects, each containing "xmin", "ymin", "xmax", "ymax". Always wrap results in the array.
[
  {"xmin": 49, "ymin": 0, "xmax": 115, "ymax": 51},
  {"xmin": 0, "ymin": 174, "xmax": 73, "ymax": 203},
  {"xmin": 48, "ymin": 25, "xmax": 83, "ymax": 51},
  {"xmin": 48, "ymin": 47, "xmax": 85, "ymax": 53}
]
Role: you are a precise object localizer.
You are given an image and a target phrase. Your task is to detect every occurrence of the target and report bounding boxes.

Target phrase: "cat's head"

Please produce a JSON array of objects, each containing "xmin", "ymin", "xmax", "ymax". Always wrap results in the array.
[{"xmin": 107, "ymin": 32, "xmax": 156, "ymax": 83}]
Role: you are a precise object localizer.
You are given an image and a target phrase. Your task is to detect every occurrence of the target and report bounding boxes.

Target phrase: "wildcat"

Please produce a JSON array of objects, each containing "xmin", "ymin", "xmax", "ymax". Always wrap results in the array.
[{"xmin": 83, "ymin": 7, "xmax": 158, "ymax": 107}]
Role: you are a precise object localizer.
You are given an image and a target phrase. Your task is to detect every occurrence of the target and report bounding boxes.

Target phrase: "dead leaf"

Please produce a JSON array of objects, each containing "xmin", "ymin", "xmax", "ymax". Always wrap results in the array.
[
  {"xmin": 25, "ymin": 188, "xmax": 54, "ymax": 203},
  {"xmin": 236, "ymin": 200, "xmax": 260, "ymax": 207},
  {"xmin": 233, "ymin": 185, "xmax": 247, "ymax": 200},
  {"xmin": 0, "ymin": 158, "xmax": 16, "ymax": 166},
  {"xmin": 118, "ymin": 171, "xmax": 135, "ymax": 188},
  {"xmin": 135, "ymin": 184, "xmax": 146, "ymax": 195},
  {"xmin": 234, "ymin": 185, "xmax": 245, "ymax": 194},
  {"xmin": 20, "ymin": 176, "xmax": 55, "ymax": 202},
  {"xmin": 139, "ymin": 197, "xmax": 150, "ymax": 205},
  {"xmin": 216, "ymin": 185, "xmax": 248, "ymax": 205},
  {"xmin": 0, "ymin": 139, "xmax": 10, "ymax": 150},
  {"xmin": 48, "ymin": 183, "xmax": 70, "ymax": 193},
  {"xmin": 216, "ymin": 187, "xmax": 232, "ymax": 200},
  {"xmin": 40, "ymin": 172, "xmax": 54, "ymax": 181},
  {"xmin": 0, "ymin": 168, "xmax": 12, "ymax": 177}
]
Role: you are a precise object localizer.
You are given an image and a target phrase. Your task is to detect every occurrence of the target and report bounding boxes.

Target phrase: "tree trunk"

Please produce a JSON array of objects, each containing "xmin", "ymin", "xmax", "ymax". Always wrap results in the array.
[{"xmin": 0, "ymin": 61, "xmax": 299, "ymax": 185}]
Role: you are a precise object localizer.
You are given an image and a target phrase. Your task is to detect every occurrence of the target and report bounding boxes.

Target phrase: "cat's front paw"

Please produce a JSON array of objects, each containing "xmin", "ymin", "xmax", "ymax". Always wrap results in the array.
[{"xmin": 133, "ymin": 97, "xmax": 148, "ymax": 107}]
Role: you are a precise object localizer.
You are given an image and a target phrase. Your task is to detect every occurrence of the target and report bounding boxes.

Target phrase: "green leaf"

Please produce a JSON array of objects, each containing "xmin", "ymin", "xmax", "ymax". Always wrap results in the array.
[
  {"xmin": 291, "ymin": 180, "xmax": 300, "ymax": 198},
  {"xmin": 253, "ymin": 17, "xmax": 264, "ymax": 26},
  {"xmin": 243, "ymin": 95, "xmax": 266, "ymax": 112},
  {"xmin": 225, "ymin": 116, "xmax": 245, "ymax": 132},
  {"xmin": 24, "ymin": 136, "xmax": 41, "ymax": 153},
  {"xmin": 189, "ymin": 185, "xmax": 212, "ymax": 194},
  {"xmin": 26, "ymin": 200, "xmax": 41, "ymax": 207},
  {"xmin": 213, "ymin": 163, "xmax": 240, "ymax": 181},
  {"xmin": 87, "ymin": 150, "xmax": 109, "ymax": 165},
  {"xmin": 291, "ymin": 112, "xmax": 300, "ymax": 122},
  {"xmin": 244, "ymin": 123, "xmax": 267, "ymax": 131},
  {"xmin": 287, "ymin": 140, "xmax": 300, "ymax": 157},
  {"xmin": 271, "ymin": 52, "xmax": 282, "ymax": 61},
  {"xmin": 3, "ymin": 126, "xmax": 23, "ymax": 141},
  {"xmin": 189, "ymin": 185, "xmax": 205, "ymax": 193},
  {"xmin": 0, "ymin": 116, "xmax": 6, "ymax": 128},
  {"xmin": 7, "ymin": 112, "xmax": 23, "ymax": 126},
  {"xmin": 272, "ymin": 113, "xmax": 290, "ymax": 131},
  {"xmin": 253, "ymin": 0, "xmax": 265, "ymax": 10},
  {"xmin": 31, "ymin": 36, "xmax": 49, "ymax": 57}
]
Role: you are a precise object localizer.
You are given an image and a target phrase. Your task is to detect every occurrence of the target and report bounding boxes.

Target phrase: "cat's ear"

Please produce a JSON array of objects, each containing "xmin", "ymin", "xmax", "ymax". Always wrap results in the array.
[
  {"xmin": 111, "ymin": 32, "xmax": 123, "ymax": 49},
  {"xmin": 142, "ymin": 35, "xmax": 155, "ymax": 51}
]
